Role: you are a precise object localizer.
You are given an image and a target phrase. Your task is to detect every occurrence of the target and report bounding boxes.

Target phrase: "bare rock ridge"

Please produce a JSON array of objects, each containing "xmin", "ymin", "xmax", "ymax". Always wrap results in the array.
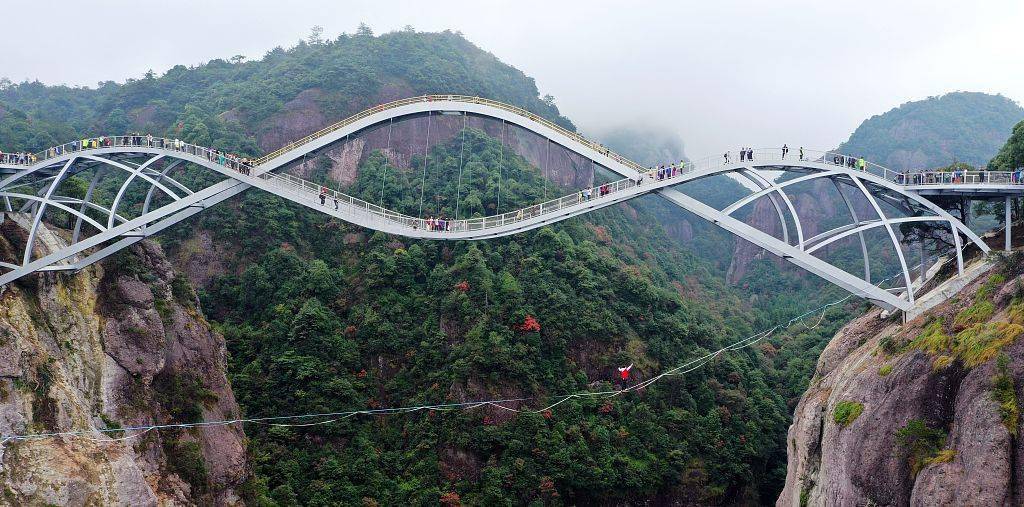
[
  {"xmin": 779, "ymin": 256, "xmax": 1024, "ymax": 506},
  {"xmin": 0, "ymin": 218, "xmax": 246, "ymax": 505}
]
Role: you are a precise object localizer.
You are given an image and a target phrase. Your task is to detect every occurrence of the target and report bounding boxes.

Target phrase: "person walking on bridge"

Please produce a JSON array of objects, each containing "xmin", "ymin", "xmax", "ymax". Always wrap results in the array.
[
  {"xmin": 799, "ymin": 146, "xmax": 804, "ymax": 161},
  {"xmin": 740, "ymin": 148, "xmax": 746, "ymax": 162},
  {"xmin": 747, "ymin": 147, "xmax": 754, "ymax": 161},
  {"xmin": 724, "ymin": 152, "xmax": 730, "ymax": 164},
  {"xmin": 857, "ymin": 157, "xmax": 866, "ymax": 171},
  {"xmin": 782, "ymin": 144, "xmax": 789, "ymax": 159}
]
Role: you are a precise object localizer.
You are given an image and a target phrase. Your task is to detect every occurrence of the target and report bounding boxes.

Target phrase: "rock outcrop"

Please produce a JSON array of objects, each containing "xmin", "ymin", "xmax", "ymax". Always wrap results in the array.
[
  {"xmin": 0, "ymin": 220, "xmax": 247, "ymax": 505},
  {"xmin": 779, "ymin": 260, "xmax": 1024, "ymax": 506}
]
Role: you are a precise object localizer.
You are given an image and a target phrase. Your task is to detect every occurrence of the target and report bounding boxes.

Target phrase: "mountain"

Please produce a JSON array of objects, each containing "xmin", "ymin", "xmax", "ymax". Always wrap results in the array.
[
  {"xmin": 780, "ymin": 254, "xmax": 1024, "ymax": 505},
  {"xmin": 837, "ymin": 92, "xmax": 1024, "ymax": 170},
  {"xmin": 0, "ymin": 28, "xmax": 850, "ymax": 504},
  {"xmin": 0, "ymin": 227, "xmax": 246, "ymax": 504}
]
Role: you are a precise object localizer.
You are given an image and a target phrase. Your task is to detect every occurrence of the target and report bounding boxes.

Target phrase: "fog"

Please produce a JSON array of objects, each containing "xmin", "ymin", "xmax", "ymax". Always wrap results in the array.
[{"xmin": 2, "ymin": 0, "xmax": 1022, "ymax": 156}]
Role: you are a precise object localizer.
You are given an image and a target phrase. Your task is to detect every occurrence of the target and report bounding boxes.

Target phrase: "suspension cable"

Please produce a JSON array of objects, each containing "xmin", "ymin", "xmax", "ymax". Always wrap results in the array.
[
  {"xmin": 497, "ymin": 119, "xmax": 505, "ymax": 215},
  {"xmin": 544, "ymin": 137, "xmax": 550, "ymax": 201},
  {"xmin": 418, "ymin": 112, "xmax": 432, "ymax": 219},
  {"xmin": 0, "ymin": 291, "xmax": 858, "ymax": 446},
  {"xmin": 455, "ymin": 113, "xmax": 467, "ymax": 220},
  {"xmin": 379, "ymin": 117, "xmax": 393, "ymax": 208}
]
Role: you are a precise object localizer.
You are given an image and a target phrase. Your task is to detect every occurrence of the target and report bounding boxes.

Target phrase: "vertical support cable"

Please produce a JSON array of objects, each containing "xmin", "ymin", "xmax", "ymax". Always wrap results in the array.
[
  {"xmin": 418, "ymin": 112, "xmax": 432, "ymax": 219},
  {"xmin": 455, "ymin": 113, "xmax": 467, "ymax": 219},
  {"xmin": 1006, "ymin": 196, "xmax": 1012, "ymax": 252},
  {"xmin": 497, "ymin": 119, "xmax": 505, "ymax": 215},
  {"xmin": 380, "ymin": 117, "xmax": 393, "ymax": 208},
  {"xmin": 544, "ymin": 137, "xmax": 550, "ymax": 201}
]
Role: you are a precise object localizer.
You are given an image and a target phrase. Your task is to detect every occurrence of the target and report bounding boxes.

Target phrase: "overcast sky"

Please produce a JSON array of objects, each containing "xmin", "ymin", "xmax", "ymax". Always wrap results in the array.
[{"xmin": 3, "ymin": 0, "xmax": 1022, "ymax": 156}]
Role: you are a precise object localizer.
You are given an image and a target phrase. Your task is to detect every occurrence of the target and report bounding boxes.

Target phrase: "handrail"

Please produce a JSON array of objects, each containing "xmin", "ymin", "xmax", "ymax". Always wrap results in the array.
[{"xmin": 249, "ymin": 95, "xmax": 646, "ymax": 173}]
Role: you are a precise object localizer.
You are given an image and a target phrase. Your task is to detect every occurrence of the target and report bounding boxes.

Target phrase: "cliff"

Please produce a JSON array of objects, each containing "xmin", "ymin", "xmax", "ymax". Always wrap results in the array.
[
  {"xmin": 778, "ymin": 255, "xmax": 1024, "ymax": 505},
  {"xmin": 0, "ymin": 219, "xmax": 246, "ymax": 505}
]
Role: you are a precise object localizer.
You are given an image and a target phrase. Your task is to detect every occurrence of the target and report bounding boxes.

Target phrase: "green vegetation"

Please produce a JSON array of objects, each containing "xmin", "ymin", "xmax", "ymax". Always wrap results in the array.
[
  {"xmin": 838, "ymin": 92, "xmax": 1024, "ymax": 169},
  {"xmin": 163, "ymin": 438, "xmax": 209, "ymax": 495},
  {"xmin": 833, "ymin": 401, "xmax": 864, "ymax": 427},
  {"xmin": 879, "ymin": 364, "xmax": 893, "ymax": 376},
  {"xmin": 952, "ymin": 322, "xmax": 1023, "ymax": 368},
  {"xmin": 909, "ymin": 320, "xmax": 952, "ymax": 355},
  {"xmin": 907, "ymin": 316, "xmax": 1021, "ymax": 370},
  {"xmin": 895, "ymin": 419, "xmax": 948, "ymax": 476},
  {"xmin": 924, "ymin": 449, "xmax": 956, "ymax": 466},
  {"xmin": 0, "ymin": 28, "xmax": 856, "ymax": 504},
  {"xmin": 989, "ymin": 119, "xmax": 1024, "ymax": 171},
  {"xmin": 953, "ymin": 301, "xmax": 995, "ymax": 330},
  {"xmin": 992, "ymin": 354, "xmax": 1019, "ymax": 435}
]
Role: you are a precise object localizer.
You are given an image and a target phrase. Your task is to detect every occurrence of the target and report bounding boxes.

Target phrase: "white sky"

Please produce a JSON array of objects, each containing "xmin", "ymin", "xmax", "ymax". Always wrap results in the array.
[{"xmin": 2, "ymin": 0, "xmax": 1022, "ymax": 156}]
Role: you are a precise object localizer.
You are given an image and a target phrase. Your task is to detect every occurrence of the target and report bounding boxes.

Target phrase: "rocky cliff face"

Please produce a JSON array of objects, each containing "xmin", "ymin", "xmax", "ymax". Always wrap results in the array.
[
  {"xmin": 779, "ymin": 258, "xmax": 1024, "ymax": 506},
  {"xmin": 0, "ymin": 220, "xmax": 246, "ymax": 505}
]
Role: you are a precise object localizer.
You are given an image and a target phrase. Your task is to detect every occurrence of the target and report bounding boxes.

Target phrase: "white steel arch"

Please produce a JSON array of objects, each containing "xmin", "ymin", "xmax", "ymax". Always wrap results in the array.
[{"xmin": 0, "ymin": 96, "xmax": 1000, "ymax": 311}]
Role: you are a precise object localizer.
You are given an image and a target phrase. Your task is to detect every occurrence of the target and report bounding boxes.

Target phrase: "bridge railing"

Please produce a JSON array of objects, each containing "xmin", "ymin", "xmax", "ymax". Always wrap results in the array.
[
  {"xmin": 895, "ymin": 170, "xmax": 1024, "ymax": 186},
  {"xmin": 254, "ymin": 162, "xmax": 659, "ymax": 234},
  {"xmin": 250, "ymin": 95, "xmax": 647, "ymax": 174},
  {"xmin": 1, "ymin": 135, "xmax": 257, "ymax": 174}
]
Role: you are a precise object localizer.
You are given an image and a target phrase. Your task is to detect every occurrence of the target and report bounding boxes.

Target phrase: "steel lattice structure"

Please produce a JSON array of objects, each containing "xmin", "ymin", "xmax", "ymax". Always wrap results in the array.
[{"xmin": 1, "ymin": 95, "xmax": 1011, "ymax": 311}]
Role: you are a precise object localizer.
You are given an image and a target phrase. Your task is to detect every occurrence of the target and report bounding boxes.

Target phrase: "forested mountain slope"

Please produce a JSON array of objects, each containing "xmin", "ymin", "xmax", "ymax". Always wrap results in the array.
[
  {"xmin": 837, "ymin": 91, "xmax": 1024, "ymax": 170},
  {"xmin": 0, "ymin": 28, "xmax": 852, "ymax": 504}
]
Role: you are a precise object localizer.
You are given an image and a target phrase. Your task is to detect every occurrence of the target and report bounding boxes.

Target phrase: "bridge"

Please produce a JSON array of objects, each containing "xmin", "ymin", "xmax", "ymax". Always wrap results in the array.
[{"xmin": 0, "ymin": 95, "xmax": 1018, "ymax": 312}]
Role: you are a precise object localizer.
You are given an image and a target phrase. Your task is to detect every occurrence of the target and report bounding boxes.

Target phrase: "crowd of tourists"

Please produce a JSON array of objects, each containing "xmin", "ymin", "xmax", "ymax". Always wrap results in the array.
[
  {"xmin": 0, "ymin": 150, "xmax": 36, "ymax": 165},
  {"xmin": 1, "ymin": 134, "xmax": 256, "ymax": 176}
]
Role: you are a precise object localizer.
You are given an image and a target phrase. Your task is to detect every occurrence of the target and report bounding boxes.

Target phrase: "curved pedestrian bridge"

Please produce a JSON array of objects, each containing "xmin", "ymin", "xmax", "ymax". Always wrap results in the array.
[{"xmin": 1, "ymin": 96, "xmax": 1018, "ymax": 311}]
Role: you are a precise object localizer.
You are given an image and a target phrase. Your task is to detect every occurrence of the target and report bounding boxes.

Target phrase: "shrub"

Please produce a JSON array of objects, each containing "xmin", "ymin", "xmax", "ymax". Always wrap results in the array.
[
  {"xmin": 953, "ymin": 322, "xmax": 1023, "ymax": 367},
  {"xmin": 171, "ymin": 276, "xmax": 195, "ymax": 306},
  {"xmin": 924, "ymin": 449, "xmax": 956, "ymax": 466},
  {"xmin": 932, "ymin": 355, "xmax": 955, "ymax": 370},
  {"xmin": 833, "ymin": 401, "xmax": 864, "ymax": 427},
  {"xmin": 163, "ymin": 439, "xmax": 209, "ymax": 494},
  {"xmin": 879, "ymin": 364, "xmax": 893, "ymax": 376},
  {"xmin": 896, "ymin": 419, "xmax": 947, "ymax": 476},
  {"xmin": 879, "ymin": 335, "xmax": 901, "ymax": 356},
  {"xmin": 977, "ymin": 274, "xmax": 1007, "ymax": 300},
  {"xmin": 953, "ymin": 300, "xmax": 995, "ymax": 331},
  {"xmin": 992, "ymin": 353, "xmax": 1019, "ymax": 436},
  {"xmin": 909, "ymin": 320, "xmax": 951, "ymax": 354}
]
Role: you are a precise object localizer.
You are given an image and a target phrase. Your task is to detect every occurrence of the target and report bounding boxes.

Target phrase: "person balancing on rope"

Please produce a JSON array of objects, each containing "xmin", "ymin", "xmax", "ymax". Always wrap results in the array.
[{"xmin": 617, "ymin": 363, "xmax": 633, "ymax": 381}]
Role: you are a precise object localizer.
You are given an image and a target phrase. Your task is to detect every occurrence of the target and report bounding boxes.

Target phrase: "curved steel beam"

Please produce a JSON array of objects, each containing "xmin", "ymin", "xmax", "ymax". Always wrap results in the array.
[
  {"xmin": 141, "ymin": 160, "xmax": 186, "ymax": 216},
  {"xmin": 831, "ymin": 177, "xmax": 871, "ymax": 282},
  {"xmin": 2, "ymin": 192, "xmax": 109, "ymax": 234},
  {"xmin": 849, "ymin": 176, "xmax": 915, "ymax": 302},
  {"xmin": 72, "ymin": 168, "xmax": 106, "ymax": 244},
  {"xmin": 806, "ymin": 216, "xmax": 943, "ymax": 254},
  {"xmin": 731, "ymin": 169, "xmax": 791, "ymax": 244},
  {"xmin": 22, "ymin": 158, "xmax": 77, "ymax": 265},
  {"xmin": 738, "ymin": 167, "xmax": 805, "ymax": 249},
  {"xmin": 107, "ymin": 154, "xmax": 165, "ymax": 228}
]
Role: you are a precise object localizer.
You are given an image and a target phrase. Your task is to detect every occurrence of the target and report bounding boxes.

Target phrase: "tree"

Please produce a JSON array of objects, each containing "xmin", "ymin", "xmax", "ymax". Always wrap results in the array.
[{"xmin": 308, "ymin": 25, "xmax": 324, "ymax": 45}]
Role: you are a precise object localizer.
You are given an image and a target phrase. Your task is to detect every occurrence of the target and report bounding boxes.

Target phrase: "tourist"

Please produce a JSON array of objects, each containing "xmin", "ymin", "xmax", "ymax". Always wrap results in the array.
[
  {"xmin": 334, "ymin": 196, "xmax": 339, "ymax": 210},
  {"xmin": 782, "ymin": 144, "xmax": 789, "ymax": 159},
  {"xmin": 747, "ymin": 147, "xmax": 753, "ymax": 161},
  {"xmin": 724, "ymin": 152, "xmax": 730, "ymax": 164},
  {"xmin": 799, "ymin": 146, "xmax": 804, "ymax": 161},
  {"xmin": 740, "ymin": 148, "xmax": 746, "ymax": 162},
  {"xmin": 319, "ymin": 192, "xmax": 326, "ymax": 206}
]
